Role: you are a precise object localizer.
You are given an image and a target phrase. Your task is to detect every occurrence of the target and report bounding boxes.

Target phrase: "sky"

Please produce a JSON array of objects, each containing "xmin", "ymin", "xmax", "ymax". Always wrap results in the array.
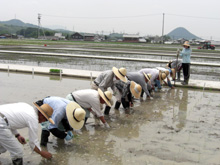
[{"xmin": 1, "ymin": 0, "xmax": 220, "ymax": 40}]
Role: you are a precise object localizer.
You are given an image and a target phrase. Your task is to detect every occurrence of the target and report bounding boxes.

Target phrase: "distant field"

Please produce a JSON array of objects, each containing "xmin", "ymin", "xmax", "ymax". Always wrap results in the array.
[{"xmin": 0, "ymin": 39, "xmax": 219, "ymax": 53}]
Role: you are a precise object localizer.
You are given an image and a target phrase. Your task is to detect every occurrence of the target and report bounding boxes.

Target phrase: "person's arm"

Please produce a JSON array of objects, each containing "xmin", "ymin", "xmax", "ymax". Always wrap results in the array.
[
  {"xmin": 166, "ymin": 77, "xmax": 174, "ymax": 89},
  {"xmin": 141, "ymin": 82, "xmax": 152, "ymax": 98},
  {"xmin": 15, "ymin": 134, "xmax": 26, "ymax": 144},
  {"xmin": 33, "ymin": 146, "xmax": 52, "ymax": 159},
  {"xmin": 99, "ymin": 116, "xmax": 110, "ymax": 128}
]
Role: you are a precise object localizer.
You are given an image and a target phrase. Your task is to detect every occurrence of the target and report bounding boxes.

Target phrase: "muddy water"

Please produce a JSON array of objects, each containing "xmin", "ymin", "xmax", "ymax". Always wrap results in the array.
[{"xmin": 1, "ymin": 72, "xmax": 220, "ymax": 165}]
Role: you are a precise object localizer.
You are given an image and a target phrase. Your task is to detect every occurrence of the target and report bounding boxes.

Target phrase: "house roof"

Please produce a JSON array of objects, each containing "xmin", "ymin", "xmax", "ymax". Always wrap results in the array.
[{"xmin": 123, "ymin": 34, "xmax": 139, "ymax": 38}]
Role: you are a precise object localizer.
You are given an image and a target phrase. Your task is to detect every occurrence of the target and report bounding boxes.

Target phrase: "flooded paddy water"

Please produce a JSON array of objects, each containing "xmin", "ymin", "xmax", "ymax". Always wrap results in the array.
[
  {"xmin": 0, "ymin": 53, "xmax": 220, "ymax": 82},
  {"xmin": 1, "ymin": 71, "xmax": 220, "ymax": 165}
]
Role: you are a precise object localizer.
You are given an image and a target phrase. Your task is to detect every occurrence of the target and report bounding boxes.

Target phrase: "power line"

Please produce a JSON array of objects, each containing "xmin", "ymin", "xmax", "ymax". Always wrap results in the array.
[
  {"xmin": 166, "ymin": 13, "xmax": 220, "ymax": 20},
  {"xmin": 42, "ymin": 13, "xmax": 161, "ymax": 19},
  {"xmin": 41, "ymin": 13, "xmax": 220, "ymax": 20}
]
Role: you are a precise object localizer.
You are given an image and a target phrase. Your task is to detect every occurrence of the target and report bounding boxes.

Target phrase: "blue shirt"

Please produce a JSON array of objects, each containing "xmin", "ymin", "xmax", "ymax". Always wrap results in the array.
[
  {"xmin": 43, "ymin": 97, "xmax": 70, "ymax": 130},
  {"xmin": 180, "ymin": 48, "xmax": 191, "ymax": 63}
]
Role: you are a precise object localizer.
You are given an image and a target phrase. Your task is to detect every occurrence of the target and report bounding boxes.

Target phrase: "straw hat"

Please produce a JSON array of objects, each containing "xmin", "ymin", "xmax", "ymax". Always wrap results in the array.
[
  {"xmin": 112, "ymin": 67, "xmax": 127, "ymax": 83},
  {"xmin": 33, "ymin": 103, "xmax": 55, "ymax": 125},
  {"xmin": 130, "ymin": 81, "xmax": 142, "ymax": 99},
  {"xmin": 143, "ymin": 73, "xmax": 151, "ymax": 81},
  {"xmin": 98, "ymin": 88, "xmax": 113, "ymax": 107},
  {"xmin": 164, "ymin": 70, "xmax": 169, "ymax": 76},
  {"xmin": 183, "ymin": 41, "xmax": 190, "ymax": 47},
  {"xmin": 159, "ymin": 71, "xmax": 167, "ymax": 83},
  {"xmin": 66, "ymin": 102, "xmax": 86, "ymax": 130}
]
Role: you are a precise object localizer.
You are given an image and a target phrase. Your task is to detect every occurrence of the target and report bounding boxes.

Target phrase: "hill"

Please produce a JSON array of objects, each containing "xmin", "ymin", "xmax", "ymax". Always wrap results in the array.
[
  {"xmin": 0, "ymin": 19, "xmax": 73, "ymax": 36},
  {"xmin": 167, "ymin": 27, "xmax": 201, "ymax": 40},
  {"xmin": 0, "ymin": 19, "xmax": 38, "ymax": 28}
]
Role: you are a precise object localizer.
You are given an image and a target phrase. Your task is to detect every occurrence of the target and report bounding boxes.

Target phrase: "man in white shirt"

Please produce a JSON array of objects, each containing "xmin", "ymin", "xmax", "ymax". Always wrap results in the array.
[
  {"xmin": 66, "ymin": 88, "xmax": 112, "ymax": 128},
  {"xmin": 0, "ymin": 102, "xmax": 52, "ymax": 165}
]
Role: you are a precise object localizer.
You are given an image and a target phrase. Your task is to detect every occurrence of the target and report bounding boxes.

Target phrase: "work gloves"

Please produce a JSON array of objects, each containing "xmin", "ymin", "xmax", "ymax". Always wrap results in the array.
[
  {"xmin": 104, "ymin": 122, "xmax": 110, "ymax": 128},
  {"xmin": 65, "ymin": 131, "xmax": 74, "ymax": 141}
]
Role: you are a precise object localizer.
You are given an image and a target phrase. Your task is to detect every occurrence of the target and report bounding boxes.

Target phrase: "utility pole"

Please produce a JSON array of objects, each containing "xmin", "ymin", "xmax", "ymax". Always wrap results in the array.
[
  {"xmin": 37, "ymin": 13, "xmax": 46, "ymax": 39},
  {"xmin": 161, "ymin": 13, "xmax": 165, "ymax": 44}
]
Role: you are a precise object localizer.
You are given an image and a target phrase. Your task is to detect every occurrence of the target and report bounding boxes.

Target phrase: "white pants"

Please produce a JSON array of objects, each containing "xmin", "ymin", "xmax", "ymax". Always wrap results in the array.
[{"xmin": 0, "ymin": 118, "xmax": 23, "ymax": 160}]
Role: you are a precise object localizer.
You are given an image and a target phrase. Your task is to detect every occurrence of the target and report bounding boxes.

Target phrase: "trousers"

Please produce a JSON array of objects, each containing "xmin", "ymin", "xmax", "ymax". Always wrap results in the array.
[
  {"xmin": 0, "ymin": 118, "xmax": 23, "ymax": 160},
  {"xmin": 182, "ymin": 63, "xmax": 190, "ymax": 82}
]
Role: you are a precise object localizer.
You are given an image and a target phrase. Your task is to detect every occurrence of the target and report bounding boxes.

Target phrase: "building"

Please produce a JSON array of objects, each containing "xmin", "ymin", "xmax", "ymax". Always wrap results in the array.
[
  {"xmin": 123, "ymin": 34, "xmax": 139, "ymax": 42},
  {"xmin": 70, "ymin": 32, "xmax": 84, "ymax": 41},
  {"xmin": 83, "ymin": 33, "xmax": 95, "ymax": 41}
]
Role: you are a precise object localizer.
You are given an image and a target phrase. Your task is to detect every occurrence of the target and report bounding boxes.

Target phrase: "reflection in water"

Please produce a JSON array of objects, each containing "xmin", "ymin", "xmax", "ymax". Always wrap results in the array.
[
  {"xmin": 1, "ymin": 72, "xmax": 220, "ymax": 165},
  {"xmin": 176, "ymin": 89, "xmax": 188, "ymax": 130}
]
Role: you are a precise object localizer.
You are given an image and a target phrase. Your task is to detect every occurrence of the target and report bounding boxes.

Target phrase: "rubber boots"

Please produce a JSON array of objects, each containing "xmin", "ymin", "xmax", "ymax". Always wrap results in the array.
[
  {"xmin": 177, "ymin": 72, "xmax": 181, "ymax": 81},
  {"xmin": 181, "ymin": 79, "xmax": 188, "ymax": 85},
  {"xmin": 104, "ymin": 106, "xmax": 111, "ymax": 115},
  {"xmin": 114, "ymin": 101, "xmax": 121, "ymax": 110},
  {"xmin": 12, "ymin": 158, "xmax": 23, "ymax": 165}
]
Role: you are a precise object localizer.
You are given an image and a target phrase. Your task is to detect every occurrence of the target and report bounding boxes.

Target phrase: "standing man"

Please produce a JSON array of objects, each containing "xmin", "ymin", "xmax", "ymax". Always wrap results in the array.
[
  {"xmin": 34, "ymin": 96, "xmax": 86, "ymax": 147},
  {"xmin": 126, "ymin": 72, "xmax": 153, "ymax": 99},
  {"xmin": 66, "ymin": 88, "xmax": 112, "ymax": 128},
  {"xmin": 91, "ymin": 67, "xmax": 127, "ymax": 115},
  {"xmin": 180, "ymin": 41, "xmax": 191, "ymax": 85},
  {"xmin": 0, "ymin": 102, "xmax": 52, "ymax": 165}
]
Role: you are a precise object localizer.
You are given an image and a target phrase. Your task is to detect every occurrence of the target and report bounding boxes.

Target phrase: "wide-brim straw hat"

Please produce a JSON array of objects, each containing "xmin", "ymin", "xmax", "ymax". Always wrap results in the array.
[
  {"xmin": 159, "ymin": 71, "xmax": 167, "ymax": 84},
  {"xmin": 66, "ymin": 102, "xmax": 86, "ymax": 130},
  {"xmin": 143, "ymin": 73, "xmax": 151, "ymax": 81},
  {"xmin": 183, "ymin": 41, "xmax": 190, "ymax": 47},
  {"xmin": 112, "ymin": 67, "xmax": 127, "ymax": 83},
  {"xmin": 98, "ymin": 88, "xmax": 112, "ymax": 107},
  {"xmin": 33, "ymin": 103, "xmax": 55, "ymax": 125},
  {"xmin": 130, "ymin": 81, "xmax": 142, "ymax": 99}
]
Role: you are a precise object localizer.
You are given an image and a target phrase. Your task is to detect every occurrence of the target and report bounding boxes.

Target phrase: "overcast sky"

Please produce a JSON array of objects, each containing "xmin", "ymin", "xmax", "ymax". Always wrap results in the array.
[{"xmin": 1, "ymin": 0, "xmax": 220, "ymax": 40}]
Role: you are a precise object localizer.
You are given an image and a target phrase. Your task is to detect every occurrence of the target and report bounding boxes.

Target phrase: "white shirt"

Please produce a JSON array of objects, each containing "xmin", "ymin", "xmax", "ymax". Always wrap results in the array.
[
  {"xmin": 72, "ymin": 89, "xmax": 103, "ymax": 117},
  {"xmin": 0, "ymin": 102, "xmax": 40, "ymax": 151}
]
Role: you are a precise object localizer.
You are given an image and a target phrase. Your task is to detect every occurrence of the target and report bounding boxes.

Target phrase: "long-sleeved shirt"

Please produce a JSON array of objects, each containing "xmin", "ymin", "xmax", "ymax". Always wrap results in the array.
[
  {"xmin": 170, "ymin": 59, "xmax": 182, "ymax": 70},
  {"xmin": 115, "ymin": 80, "xmax": 131, "ymax": 99},
  {"xmin": 155, "ymin": 67, "xmax": 172, "ymax": 87},
  {"xmin": 94, "ymin": 70, "xmax": 116, "ymax": 91},
  {"xmin": 0, "ymin": 102, "xmax": 40, "ymax": 151},
  {"xmin": 180, "ymin": 48, "xmax": 191, "ymax": 63},
  {"xmin": 139, "ymin": 68, "xmax": 159, "ymax": 86},
  {"xmin": 72, "ymin": 89, "xmax": 103, "ymax": 117},
  {"xmin": 43, "ymin": 97, "xmax": 70, "ymax": 130},
  {"xmin": 126, "ymin": 72, "xmax": 151, "ymax": 97}
]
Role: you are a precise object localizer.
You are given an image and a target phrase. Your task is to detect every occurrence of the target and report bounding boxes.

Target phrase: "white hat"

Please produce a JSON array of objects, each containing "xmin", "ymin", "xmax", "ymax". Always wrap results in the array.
[{"xmin": 66, "ymin": 102, "xmax": 86, "ymax": 130}]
